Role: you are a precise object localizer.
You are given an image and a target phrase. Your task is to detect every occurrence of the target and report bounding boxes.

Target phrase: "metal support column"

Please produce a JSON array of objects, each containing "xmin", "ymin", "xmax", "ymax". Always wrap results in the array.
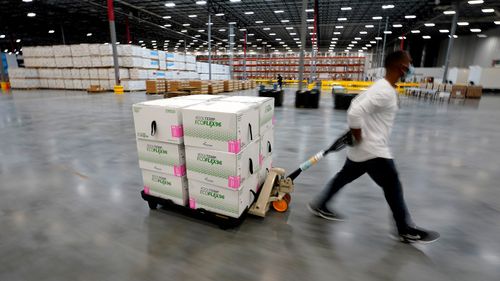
[
  {"xmin": 379, "ymin": 17, "xmax": 389, "ymax": 69},
  {"xmin": 243, "ymin": 31, "xmax": 247, "ymax": 80},
  {"xmin": 442, "ymin": 8, "xmax": 458, "ymax": 82},
  {"xmin": 60, "ymin": 24, "xmax": 66, "ymax": 45},
  {"xmin": 107, "ymin": 0, "xmax": 120, "ymax": 86},
  {"xmin": 0, "ymin": 53, "xmax": 6, "ymax": 83},
  {"xmin": 229, "ymin": 23, "xmax": 234, "ymax": 80},
  {"xmin": 208, "ymin": 14, "xmax": 212, "ymax": 81},
  {"xmin": 126, "ymin": 15, "xmax": 131, "ymax": 44},
  {"xmin": 297, "ymin": 0, "xmax": 308, "ymax": 92}
]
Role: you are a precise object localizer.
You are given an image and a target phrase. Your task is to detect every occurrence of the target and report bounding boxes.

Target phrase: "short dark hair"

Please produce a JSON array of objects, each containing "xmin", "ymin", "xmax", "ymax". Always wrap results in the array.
[{"xmin": 384, "ymin": 50, "xmax": 408, "ymax": 69}]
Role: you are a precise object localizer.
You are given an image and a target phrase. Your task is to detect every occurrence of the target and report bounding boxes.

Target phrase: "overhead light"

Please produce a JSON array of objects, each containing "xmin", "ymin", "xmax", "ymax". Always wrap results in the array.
[
  {"xmin": 468, "ymin": 0, "xmax": 484, "ymax": 4},
  {"xmin": 188, "ymin": 15, "xmax": 197, "ymax": 18},
  {"xmin": 482, "ymin": 8, "xmax": 495, "ymax": 13},
  {"xmin": 239, "ymin": 28, "xmax": 246, "ymax": 31},
  {"xmin": 255, "ymin": 20, "xmax": 263, "ymax": 24},
  {"xmin": 274, "ymin": 10, "xmax": 284, "ymax": 13},
  {"xmin": 139, "ymin": 40, "xmax": 144, "ymax": 43},
  {"xmin": 183, "ymin": 23, "xmax": 190, "ymax": 26},
  {"xmin": 422, "ymin": 35, "xmax": 431, "ymax": 39},
  {"xmin": 281, "ymin": 19, "xmax": 290, "ymax": 23},
  {"xmin": 230, "ymin": 0, "xmax": 241, "ymax": 2},
  {"xmin": 375, "ymin": 37, "xmax": 382, "ymax": 40},
  {"xmin": 348, "ymin": 44, "xmax": 354, "ymax": 47},
  {"xmin": 411, "ymin": 30, "xmax": 420, "ymax": 33},
  {"xmin": 22, "ymin": 0, "xmax": 33, "ymax": 2},
  {"xmin": 443, "ymin": 10, "xmax": 456, "ymax": 15},
  {"xmin": 306, "ymin": 9, "xmax": 314, "ymax": 12},
  {"xmin": 457, "ymin": 22, "xmax": 469, "ymax": 26},
  {"xmin": 362, "ymin": 47, "xmax": 367, "ymax": 50},
  {"xmin": 181, "ymin": 29, "xmax": 188, "ymax": 33},
  {"xmin": 228, "ymin": 21, "xmax": 236, "ymax": 25},
  {"xmin": 341, "ymin": 7, "xmax": 352, "ymax": 11},
  {"xmin": 263, "ymin": 27, "xmax": 270, "ymax": 30},
  {"xmin": 290, "ymin": 32, "xmax": 297, "ymax": 35},
  {"xmin": 347, "ymin": 47, "xmax": 352, "ymax": 50},
  {"xmin": 306, "ymin": 19, "xmax": 314, "ymax": 22},
  {"xmin": 405, "ymin": 15, "xmax": 416, "ymax": 19},
  {"xmin": 164, "ymin": 24, "xmax": 172, "ymax": 27},
  {"xmin": 383, "ymin": 30, "xmax": 392, "ymax": 34},
  {"xmin": 286, "ymin": 27, "xmax": 294, "ymax": 30},
  {"xmin": 215, "ymin": 13, "xmax": 225, "ymax": 16},
  {"xmin": 48, "ymin": 30, "xmax": 55, "ymax": 34},
  {"xmin": 477, "ymin": 34, "xmax": 487, "ymax": 38},
  {"xmin": 163, "ymin": 16, "xmax": 171, "ymax": 19},
  {"xmin": 370, "ymin": 41, "xmax": 376, "ymax": 43},
  {"xmin": 382, "ymin": 4, "xmax": 395, "ymax": 9},
  {"xmin": 333, "ymin": 31, "xmax": 341, "ymax": 35},
  {"xmin": 308, "ymin": 26, "xmax": 314, "ymax": 29},
  {"xmin": 248, "ymin": 33, "xmax": 254, "ymax": 36},
  {"xmin": 338, "ymin": 18, "xmax": 347, "ymax": 21},
  {"xmin": 335, "ymin": 26, "xmax": 344, "ymax": 29},
  {"xmin": 495, "ymin": 21, "xmax": 500, "ymax": 25},
  {"xmin": 372, "ymin": 16, "xmax": 383, "ymax": 20},
  {"xmin": 332, "ymin": 37, "xmax": 338, "ymax": 40},
  {"xmin": 366, "ymin": 44, "xmax": 372, "ymax": 47},
  {"xmin": 16, "ymin": 39, "xmax": 21, "ymax": 43},
  {"xmin": 398, "ymin": 36, "xmax": 406, "ymax": 40},
  {"xmin": 0, "ymin": 35, "xmax": 5, "ymax": 38},
  {"xmin": 87, "ymin": 33, "xmax": 93, "ymax": 36},
  {"xmin": 164, "ymin": 2, "xmax": 175, "ymax": 7},
  {"xmin": 450, "ymin": 35, "xmax": 458, "ymax": 38},
  {"xmin": 196, "ymin": 1, "xmax": 206, "ymax": 4},
  {"xmin": 245, "ymin": 11, "xmax": 254, "ymax": 15},
  {"xmin": 359, "ymin": 31, "xmax": 367, "ymax": 34},
  {"xmin": 393, "ymin": 24, "xmax": 402, "ymax": 28},
  {"xmin": 424, "ymin": 23, "xmax": 435, "ymax": 27},
  {"xmin": 354, "ymin": 37, "xmax": 361, "ymax": 40},
  {"xmin": 198, "ymin": 29, "xmax": 205, "ymax": 32},
  {"xmin": 439, "ymin": 29, "xmax": 449, "ymax": 33},
  {"xmin": 470, "ymin": 28, "xmax": 481, "ymax": 32},
  {"xmin": 365, "ymin": 24, "xmax": 374, "ymax": 28},
  {"xmin": 27, "ymin": 12, "xmax": 36, "ymax": 17},
  {"xmin": 229, "ymin": 34, "xmax": 235, "ymax": 37}
]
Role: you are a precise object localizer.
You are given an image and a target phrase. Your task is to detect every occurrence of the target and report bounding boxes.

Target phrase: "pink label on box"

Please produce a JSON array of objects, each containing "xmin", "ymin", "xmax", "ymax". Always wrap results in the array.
[
  {"xmin": 174, "ymin": 165, "xmax": 186, "ymax": 177},
  {"xmin": 189, "ymin": 198, "xmax": 196, "ymax": 209},
  {"xmin": 144, "ymin": 186, "xmax": 150, "ymax": 195},
  {"xmin": 171, "ymin": 125, "xmax": 184, "ymax": 138},
  {"xmin": 259, "ymin": 154, "xmax": 264, "ymax": 167},
  {"xmin": 272, "ymin": 116, "xmax": 276, "ymax": 125},
  {"xmin": 228, "ymin": 176, "xmax": 241, "ymax": 189},
  {"xmin": 228, "ymin": 139, "xmax": 241, "ymax": 154}
]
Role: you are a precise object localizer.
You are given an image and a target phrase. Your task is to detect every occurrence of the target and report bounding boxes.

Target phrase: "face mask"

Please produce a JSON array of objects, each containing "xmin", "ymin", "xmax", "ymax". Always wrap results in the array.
[{"xmin": 403, "ymin": 64, "xmax": 415, "ymax": 80}]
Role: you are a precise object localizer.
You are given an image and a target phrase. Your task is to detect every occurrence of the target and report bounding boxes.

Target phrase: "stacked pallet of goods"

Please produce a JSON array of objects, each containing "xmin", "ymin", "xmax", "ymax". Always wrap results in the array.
[{"xmin": 208, "ymin": 81, "xmax": 224, "ymax": 94}]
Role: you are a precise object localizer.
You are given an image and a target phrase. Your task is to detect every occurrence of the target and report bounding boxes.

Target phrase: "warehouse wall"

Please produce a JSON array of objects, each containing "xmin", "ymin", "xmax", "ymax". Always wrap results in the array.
[{"xmin": 437, "ymin": 27, "xmax": 500, "ymax": 68}]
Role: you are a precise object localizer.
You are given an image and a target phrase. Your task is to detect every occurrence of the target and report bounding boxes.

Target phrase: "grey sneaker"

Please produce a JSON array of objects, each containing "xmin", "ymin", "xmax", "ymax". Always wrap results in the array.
[
  {"xmin": 307, "ymin": 203, "xmax": 345, "ymax": 221},
  {"xmin": 391, "ymin": 227, "xmax": 440, "ymax": 244}
]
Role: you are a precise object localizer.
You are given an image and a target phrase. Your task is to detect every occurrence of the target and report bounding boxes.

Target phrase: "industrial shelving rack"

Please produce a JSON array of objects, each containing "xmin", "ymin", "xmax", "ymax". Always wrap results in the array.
[{"xmin": 197, "ymin": 52, "xmax": 366, "ymax": 81}]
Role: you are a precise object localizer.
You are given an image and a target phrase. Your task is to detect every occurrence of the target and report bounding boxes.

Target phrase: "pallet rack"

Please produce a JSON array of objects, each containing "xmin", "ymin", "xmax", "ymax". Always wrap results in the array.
[{"xmin": 198, "ymin": 52, "xmax": 366, "ymax": 81}]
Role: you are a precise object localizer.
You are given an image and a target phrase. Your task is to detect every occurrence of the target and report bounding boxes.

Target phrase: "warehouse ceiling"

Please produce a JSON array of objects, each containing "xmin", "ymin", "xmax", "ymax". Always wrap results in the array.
[{"xmin": 0, "ymin": 0, "xmax": 499, "ymax": 55}]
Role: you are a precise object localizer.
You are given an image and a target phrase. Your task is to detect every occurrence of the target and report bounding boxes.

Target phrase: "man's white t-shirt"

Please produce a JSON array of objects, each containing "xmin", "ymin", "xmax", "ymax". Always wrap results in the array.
[{"xmin": 346, "ymin": 78, "xmax": 399, "ymax": 162}]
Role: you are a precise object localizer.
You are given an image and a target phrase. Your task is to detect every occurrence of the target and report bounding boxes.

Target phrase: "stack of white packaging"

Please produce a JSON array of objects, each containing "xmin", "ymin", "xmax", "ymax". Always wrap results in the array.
[
  {"xmin": 132, "ymin": 98, "xmax": 209, "ymax": 206},
  {"xmin": 218, "ymin": 96, "xmax": 275, "ymax": 187},
  {"xmin": 182, "ymin": 100, "xmax": 261, "ymax": 218}
]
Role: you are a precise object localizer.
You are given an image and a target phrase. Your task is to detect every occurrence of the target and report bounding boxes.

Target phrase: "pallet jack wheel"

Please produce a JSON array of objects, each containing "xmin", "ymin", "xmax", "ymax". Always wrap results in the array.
[
  {"xmin": 148, "ymin": 200, "xmax": 158, "ymax": 210},
  {"xmin": 272, "ymin": 199, "xmax": 289, "ymax": 213}
]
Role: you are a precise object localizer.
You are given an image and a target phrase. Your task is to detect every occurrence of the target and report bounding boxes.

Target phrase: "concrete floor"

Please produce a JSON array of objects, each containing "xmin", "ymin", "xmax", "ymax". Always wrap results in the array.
[{"xmin": 1, "ymin": 88, "xmax": 499, "ymax": 281}]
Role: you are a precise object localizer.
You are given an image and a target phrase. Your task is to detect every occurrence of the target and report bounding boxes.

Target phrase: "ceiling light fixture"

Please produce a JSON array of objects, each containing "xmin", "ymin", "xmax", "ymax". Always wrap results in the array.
[
  {"xmin": 341, "ymin": 7, "xmax": 352, "ymax": 11},
  {"xmin": 405, "ymin": 15, "xmax": 416, "ymax": 19},
  {"xmin": 245, "ymin": 11, "xmax": 254, "ymax": 15},
  {"xmin": 338, "ymin": 18, "xmax": 347, "ymax": 21},
  {"xmin": 470, "ymin": 28, "xmax": 481, "ymax": 32},
  {"xmin": 365, "ymin": 24, "xmax": 374, "ymax": 28},
  {"xmin": 477, "ymin": 34, "xmax": 487, "ymax": 38},
  {"xmin": 411, "ymin": 30, "xmax": 420, "ymax": 33},
  {"xmin": 27, "ymin": 12, "xmax": 36, "ymax": 17},
  {"xmin": 443, "ymin": 10, "xmax": 456, "ymax": 15},
  {"xmin": 468, "ymin": 0, "xmax": 484, "ymax": 4},
  {"xmin": 457, "ymin": 22, "xmax": 469, "ymax": 26},
  {"xmin": 393, "ymin": 24, "xmax": 402, "ymax": 28},
  {"xmin": 383, "ymin": 30, "xmax": 392, "ymax": 34},
  {"xmin": 439, "ymin": 29, "xmax": 449, "ymax": 33},
  {"xmin": 281, "ymin": 19, "xmax": 290, "ymax": 23},
  {"xmin": 274, "ymin": 10, "xmax": 284, "ymax": 13},
  {"xmin": 382, "ymin": 4, "xmax": 395, "ymax": 9},
  {"xmin": 165, "ymin": 2, "xmax": 175, "ymax": 7},
  {"xmin": 215, "ymin": 13, "xmax": 224, "ymax": 16},
  {"xmin": 360, "ymin": 31, "xmax": 367, "ymax": 34},
  {"xmin": 188, "ymin": 15, "xmax": 197, "ymax": 18},
  {"xmin": 424, "ymin": 23, "xmax": 435, "ymax": 27},
  {"xmin": 196, "ymin": 1, "xmax": 206, "ymax": 4},
  {"xmin": 48, "ymin": 30, "xmax": 55, "ymax": 34},
  {"xmin": 482, "ymin": 8, "xmax": 495, "ymax": 13},
  {"xmin": 422, "ymin": 35, "xmax": 431, "ymax": 39},
  {"xmin": 372, "ymin": 16, "xmax": 383, "ymax": 20}
]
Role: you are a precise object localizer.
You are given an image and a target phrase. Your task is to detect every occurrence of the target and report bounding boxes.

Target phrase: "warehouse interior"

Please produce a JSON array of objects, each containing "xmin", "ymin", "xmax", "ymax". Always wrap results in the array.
[{"xmin": 1, "ymin": 1, "xmax": 500, "ymax": 281}]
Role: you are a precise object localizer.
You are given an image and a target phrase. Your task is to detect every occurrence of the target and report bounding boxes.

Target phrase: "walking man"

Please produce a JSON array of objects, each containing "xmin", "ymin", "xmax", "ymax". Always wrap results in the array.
[{"xmin": 308, "ymin": 50, "xmax": 438, "ymax": 243}]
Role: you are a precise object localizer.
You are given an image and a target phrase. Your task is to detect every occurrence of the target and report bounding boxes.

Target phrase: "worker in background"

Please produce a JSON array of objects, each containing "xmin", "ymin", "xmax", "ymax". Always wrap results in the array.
[
  {"xmin": 277, "ymin": 74, "xmax": 283, "ymax": 89},
  {"xmin": 308, "ymin": 50, "xmax": 438, "ymax": 243}
]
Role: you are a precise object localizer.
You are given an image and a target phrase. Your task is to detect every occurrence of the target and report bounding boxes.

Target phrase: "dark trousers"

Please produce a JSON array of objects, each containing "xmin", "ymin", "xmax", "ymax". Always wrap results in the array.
[{"xmin": 314, "ymin": 157, "xmax": 413, "ymax": 234}]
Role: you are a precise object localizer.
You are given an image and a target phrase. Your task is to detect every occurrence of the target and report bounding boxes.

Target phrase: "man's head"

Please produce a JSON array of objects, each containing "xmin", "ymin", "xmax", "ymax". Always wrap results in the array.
[{"xmin": 384, "ymin": 50, "xmax": 413, "ymax": 80}]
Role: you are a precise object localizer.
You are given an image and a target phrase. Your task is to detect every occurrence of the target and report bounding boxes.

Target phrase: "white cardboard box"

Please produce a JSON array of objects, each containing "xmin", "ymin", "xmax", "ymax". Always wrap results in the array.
[
  {"xmin": 182, "ymin": 101, "xmax": 259, "ymax": 153},
  {"xmin": 136, "ymin": 139, "xmax": 186, "ymax": 176},
  {"xmin": 258, "ymin": 157, "xmax": 272, "ymax": 187},
  {"xmin": 188, "ymin": 173, "xmax": 258, "ymax": 218},
  {"xmin": 142, "ymin": 169, "xmax": 189, "ymax": 206},
  {"xmin": 219, "ymin": 96, "xmax": 274, "ymax": 135},
  {"xmin": 176, "ymin": 95, "xmax": 224, "ymax": 101},
  {"xmin": 185, "ymin": 138, "xmax": 259, "ymax": 189},
  {"xmin": 132, "ymin": 98, "xmax": 205, "ymax": 144}
]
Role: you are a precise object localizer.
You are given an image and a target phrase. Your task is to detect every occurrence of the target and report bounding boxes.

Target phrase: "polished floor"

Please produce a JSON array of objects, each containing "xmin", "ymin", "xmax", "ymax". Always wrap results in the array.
[{"xmin": 1, "ymin": 88, "xmax": 499, "ymax": 281}]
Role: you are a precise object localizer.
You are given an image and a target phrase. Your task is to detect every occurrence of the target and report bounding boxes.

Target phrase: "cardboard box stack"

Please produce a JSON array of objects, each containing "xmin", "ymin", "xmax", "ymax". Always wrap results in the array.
[
  {"xmin": 219, "ymin": 96, "xmax": 275, "ymax": 187},
  {"xmin": 208, "ymin": 81, "xmax": 224, "ymax": 94},
  {"xmin": 465, "ymin": 85, "xmax": 482, "ymax": 99},
  {"xmin": 132, "ymin": 98, "xmax": 215, "ymax": 206},
  {"xmin": 223, "ymin": 80, "xmax": 234, "ymax": 92},
  {"xmin": 10, "ymin": 44, "xmax": 230, "ymax": 91},
  {"xmin": 196, "ymin": 62, "xmax": 231, "ymax": 80},
  {"xmin": 188, "ymin": 80, "xmax": 209, "ymax": 94},
  {"xmin": 182, "ymin": 100, "xmax": 262, "ymax": 218},
  {"xmin": 146, "ymin": 80, "xmax": 166, "ymax": 94}
]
